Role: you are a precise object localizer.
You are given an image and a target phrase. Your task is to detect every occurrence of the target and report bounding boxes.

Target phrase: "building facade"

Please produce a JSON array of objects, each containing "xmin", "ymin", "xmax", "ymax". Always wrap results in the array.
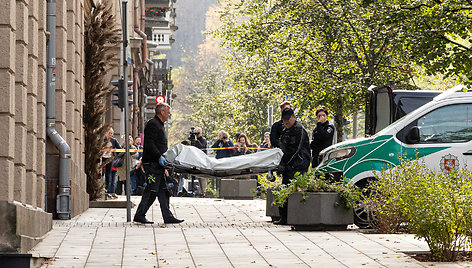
[
  {"xmin": 0, "ymin": 0, "xmax": 177, "ymax": 253},
  {"xmin": 0, "ymin": 0, "xmax": 88, "ymax": 252}
]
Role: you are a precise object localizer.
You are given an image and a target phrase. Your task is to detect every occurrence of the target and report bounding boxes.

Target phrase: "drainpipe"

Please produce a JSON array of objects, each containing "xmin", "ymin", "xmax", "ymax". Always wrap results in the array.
[
  {"xmin": 46, "ymin": 0, "xmax": 71, "ymax": 220},
  {"xmin": 133, "ymin": 0, "xmax": 152, "ymax": 135}
]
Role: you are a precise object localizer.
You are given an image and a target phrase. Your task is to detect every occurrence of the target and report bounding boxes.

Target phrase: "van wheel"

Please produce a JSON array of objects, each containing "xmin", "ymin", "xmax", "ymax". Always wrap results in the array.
[{"xmin": 353, "ymin": 178, "xmax": 377, "ymax": 229}]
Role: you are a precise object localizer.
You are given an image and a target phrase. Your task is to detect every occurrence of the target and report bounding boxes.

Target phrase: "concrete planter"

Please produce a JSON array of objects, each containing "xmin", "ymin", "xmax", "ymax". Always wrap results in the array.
[
  {"xmin": 265, "ymin": 189, "xmax": 280, "ymax": 221},
  {"xmin": 0, "ymin": 253, "xmax": 32, "ymax": 268},
  {"xmin": 287, "ymin": 192, "xmax": 353, "ymax": 230},
  {"xmin": 219, "ymin": 179, "xmax": 257, "ymax": 199}
]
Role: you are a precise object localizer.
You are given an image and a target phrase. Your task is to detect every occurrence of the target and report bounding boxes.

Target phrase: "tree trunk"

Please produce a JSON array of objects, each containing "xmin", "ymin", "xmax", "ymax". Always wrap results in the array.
[{"xmin": 333, "ymin": 96, "xmax": 344, "ymax": 142}]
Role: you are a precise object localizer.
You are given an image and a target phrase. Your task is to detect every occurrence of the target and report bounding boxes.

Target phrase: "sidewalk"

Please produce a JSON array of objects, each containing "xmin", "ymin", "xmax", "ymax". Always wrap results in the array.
[{"xmin": 29, "ymin": 196, "xmax": 470, "ymax": 267}]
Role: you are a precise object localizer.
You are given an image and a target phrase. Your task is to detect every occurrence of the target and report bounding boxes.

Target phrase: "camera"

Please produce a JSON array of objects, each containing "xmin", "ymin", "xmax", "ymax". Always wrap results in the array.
[{"xmin": 188, "ymin": 127, "xmax": 199, "ymax": 141}]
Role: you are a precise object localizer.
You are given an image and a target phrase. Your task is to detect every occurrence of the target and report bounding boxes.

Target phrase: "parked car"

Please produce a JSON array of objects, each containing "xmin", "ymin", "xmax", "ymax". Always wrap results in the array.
[{"xmin": 316, "ymin": 85, "xmax": 472, "ymax": 226}]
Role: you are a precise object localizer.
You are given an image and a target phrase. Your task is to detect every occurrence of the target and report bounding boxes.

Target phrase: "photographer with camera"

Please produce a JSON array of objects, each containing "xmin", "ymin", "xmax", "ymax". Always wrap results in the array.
[
  {"xmin": 189, "ymin": 127, "xmax": 207, "ymax": 152},
  {"xmin": 211, "ymin": 130, "xmax": 234, "ymax": 159}
]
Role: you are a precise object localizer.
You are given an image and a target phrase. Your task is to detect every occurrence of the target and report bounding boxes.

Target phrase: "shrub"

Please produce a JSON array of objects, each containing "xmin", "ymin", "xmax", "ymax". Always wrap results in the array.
[
  {"xmin": 256, "ymin": 173, "xmax": 282, "ymax": 199},
  {"xmin": 373, "ymin": 160, "xmax": 472, "ymax": 261},
  {"xmin": 367, "ymin": 163, "xmax": 412, "ymax": 233},
  {"xmin": 271, "ymin": 170, "xmax": 359, "ymax": 209}
]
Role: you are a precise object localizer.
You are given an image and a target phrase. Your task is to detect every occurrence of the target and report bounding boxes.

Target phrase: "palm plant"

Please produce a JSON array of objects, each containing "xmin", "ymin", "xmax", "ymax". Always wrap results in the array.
[{"xmin": 84, "ymin": 0, "xmax": 121, "ymax": 200}]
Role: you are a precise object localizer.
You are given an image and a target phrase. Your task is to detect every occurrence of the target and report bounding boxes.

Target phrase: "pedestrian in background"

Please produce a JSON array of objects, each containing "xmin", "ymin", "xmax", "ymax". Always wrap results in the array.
[
  {"xmin": 311, "ymin": 106, "xmax": 335, "ymax": 167},
  {"xmin": 270, "ymin": 101, "xmax": 292, "ymax": 148},
  {"xmin": 102, "ymin": 127, "xmax": 121, "ymax": 199},
  {"xmin": 211, "ymin": 130, "xmax": 234, "ymax": 159},
  {"xmin": 234, "ymin": 133, "xmax": 254, "ymax": 156},
  {"xmin": 260, "ymin": 132, "xmax": 271, "ymax": 149},
  {"xmin": 190, "ymin": 127, "xmax": 207, "ymax": 151},
  {"xmin": 134, "ymin": 103, "xmax": 184, "ymax": 224},
  {"xmin": 134, "ymin": 136, "xmax": 143, "ymax": 162},
  {"xmin": 191, "ymin": 127, "xmax": 208, "ymax": 196},
  {"xmin": 116, "ymin": 135, "xmax": 136, "ymax": 195},
  {"xmin": 275, "ymin": 107, "xmax": 311, "ymax": 225}
]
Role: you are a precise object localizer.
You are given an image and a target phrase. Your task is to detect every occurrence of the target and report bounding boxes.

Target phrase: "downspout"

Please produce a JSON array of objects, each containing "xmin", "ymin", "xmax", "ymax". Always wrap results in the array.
[
  {"xmin": 46, "ymin": 0, "xmax": 71, "ymax": 220},
  {"xmin": 133, "ymin": 0, "xmax": 152, "ymax": 135}
]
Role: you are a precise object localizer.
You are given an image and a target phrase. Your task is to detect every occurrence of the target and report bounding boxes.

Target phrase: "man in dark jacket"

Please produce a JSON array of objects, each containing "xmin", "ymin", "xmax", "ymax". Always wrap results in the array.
[
  {"xmin": 270, "ymin": 101, "xmax": 292, "ymax": 148},
  {"xmin": 211, "ymin": 130, "xmax": 234, "ymax": 159},
  {"xmin": 275, "ymin": 107, "xmax": 311, "ymax": 225},
  {"xmin": 133, "ymin": 103, "xmax": 184, "ymax": 224},
  {"xmin": 190, "ymin": 127, "xmax": 207, "ymax": 152}
]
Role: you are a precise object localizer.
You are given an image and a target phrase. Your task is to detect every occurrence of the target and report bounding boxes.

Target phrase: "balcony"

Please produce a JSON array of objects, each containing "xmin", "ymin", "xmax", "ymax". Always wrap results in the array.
[
  {"xmin": 146, "ymin": 0, "xmax": 171, "ymax": 8},
  {"xmin": 146, "ymin": 17, "xmax": 169, "ymax": 28},
  {"xmin": 145, "ymin": 7, "xmax": 170, "ymax": 28},
  {"xmin": 147, "ymin": 28, "xmax": 172, "ymax": 51}
]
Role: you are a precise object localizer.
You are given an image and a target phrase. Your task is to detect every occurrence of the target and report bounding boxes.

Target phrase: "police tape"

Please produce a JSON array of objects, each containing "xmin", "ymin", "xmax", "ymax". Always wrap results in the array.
[
  {"xmin": 104, "ymin": 147, "xmax": 269, "ymax": 152},
  {"xmin": 104, "ymin": 148, "xmax": 143, "ymax": 152},
  {"xmin": 201, "ymin": 147, "xmax": 269, "ymax": 151}
]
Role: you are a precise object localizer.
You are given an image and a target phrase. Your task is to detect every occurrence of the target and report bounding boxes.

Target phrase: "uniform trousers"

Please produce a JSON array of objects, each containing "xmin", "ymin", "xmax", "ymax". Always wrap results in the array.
[{"xmin": 278, "ymin": 169, "xmax": 297, "ymax": 222}]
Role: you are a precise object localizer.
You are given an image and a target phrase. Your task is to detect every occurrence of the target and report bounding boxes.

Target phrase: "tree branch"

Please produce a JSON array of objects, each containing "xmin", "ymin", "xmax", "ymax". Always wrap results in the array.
[{"xmin": 439, "ymin": 35, "xmax": 471, "ymax": 51}]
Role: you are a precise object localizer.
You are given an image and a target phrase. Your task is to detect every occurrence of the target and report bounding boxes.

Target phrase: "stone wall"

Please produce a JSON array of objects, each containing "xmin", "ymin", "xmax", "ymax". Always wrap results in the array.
[
  {"xmin": 45, "ymin": 0, "xmax": 88, "ymax": 220},
  {"xmin": 0, "ymin": 0, "xmax": 88, "ymax": 253}
]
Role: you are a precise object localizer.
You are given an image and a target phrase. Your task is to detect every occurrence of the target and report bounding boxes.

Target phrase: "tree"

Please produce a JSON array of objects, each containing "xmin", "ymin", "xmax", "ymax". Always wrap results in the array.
[
  {"xmin": 170, "ymin": 3, "xmax": 280, "ymax": 145},
  {"xmin": 84, "ymin": 0, "xmax": 121, "ymax": 200},
  {"xmin": 379, "ymin": 0, "xmax": 472, "ymax": 82},
  {"xmin": 215, "ymin": 0, "xmax": 415, "ymax": 140}
]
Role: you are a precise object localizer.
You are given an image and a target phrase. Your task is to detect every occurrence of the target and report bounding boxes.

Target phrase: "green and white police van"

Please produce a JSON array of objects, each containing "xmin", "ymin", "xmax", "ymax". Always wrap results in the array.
[{"xmin": 315, "ymin": 85, "xmax": 472, "ymax": 226}]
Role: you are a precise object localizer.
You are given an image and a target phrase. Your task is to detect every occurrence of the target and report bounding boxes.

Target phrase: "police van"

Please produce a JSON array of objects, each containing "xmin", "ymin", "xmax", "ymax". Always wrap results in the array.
[{"xmin": 316, "ymin": 85, "xmax": 472, "ymax": 225}]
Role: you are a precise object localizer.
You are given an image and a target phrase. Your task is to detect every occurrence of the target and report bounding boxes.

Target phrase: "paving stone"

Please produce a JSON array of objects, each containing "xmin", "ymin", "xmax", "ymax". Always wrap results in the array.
[{"xmin": 28, "ymin": 197, "xmax": 468, "ymax": 267}]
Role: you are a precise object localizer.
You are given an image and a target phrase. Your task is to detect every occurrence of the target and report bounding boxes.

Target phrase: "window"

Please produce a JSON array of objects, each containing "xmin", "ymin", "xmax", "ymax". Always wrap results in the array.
[{"xmin": 417, "ymin": 104, "xmax": 472, "ymax": 143}]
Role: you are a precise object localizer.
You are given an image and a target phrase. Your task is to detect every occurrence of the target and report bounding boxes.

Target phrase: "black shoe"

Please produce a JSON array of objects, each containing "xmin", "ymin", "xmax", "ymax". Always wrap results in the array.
[
  {"xmin": 164, "ymin": 218, "xmax": 184, "ymax": 224},
  {"xmin": 133, "ymin": 217, "xmax": 154, "ymax": 224},
  {"xmin": 273, "ymin": 219, "xmax": 288, "ymax": 225}
]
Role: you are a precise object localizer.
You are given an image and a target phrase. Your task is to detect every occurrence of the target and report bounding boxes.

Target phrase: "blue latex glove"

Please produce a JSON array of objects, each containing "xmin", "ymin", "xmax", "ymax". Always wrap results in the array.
[{"xmin": 159, "ymin": 156, "xmax": 168, "ymax": 166}]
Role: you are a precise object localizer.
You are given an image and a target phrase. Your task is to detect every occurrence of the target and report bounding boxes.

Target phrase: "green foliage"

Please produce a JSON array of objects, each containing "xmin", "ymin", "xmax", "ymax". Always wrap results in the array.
[
  {"xmin": 368, "ymin": 167, "xmax": 411, "ymax": 233},
  {"xmin": 377, "ymin": 0, "xmax": 472, "ymax": 83},
  {"xmin": 372, "ymin": 160, "xmax": 472, "ymax": 261},
  {"xmin": 255, "ymin": 173, "xmax": 282, "ymax": 198},
  {"xmin": 271, "ymin": 171, "xmax": 359, "ymax": 210},
  {"xmin": 214, "ymin": 0, "xmax": 415, "ymax": 140},
  {"xmin": 205, "ymin": 186, "xmax": 217, "ymax": 198},
  {"xmin": 188, "ymin": 63, "xmax": 277, "ymax": 144}
]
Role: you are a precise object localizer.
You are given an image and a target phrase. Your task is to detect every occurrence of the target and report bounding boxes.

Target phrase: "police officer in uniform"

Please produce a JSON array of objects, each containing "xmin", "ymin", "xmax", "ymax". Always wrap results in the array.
[
  {"xmin": 133, "ymin": 103, "xmax": 184, "ymax": 224},
  {"xmin": 311, "ymin": 106, "xmax": 335, "ymax": 167},
  {"xmin": 269, "ymin": 101, "xmax": 292, "ymax": 148},
  {"xmin": 275, "ymin": 107, "xmax": 311, "ymax": 225}
]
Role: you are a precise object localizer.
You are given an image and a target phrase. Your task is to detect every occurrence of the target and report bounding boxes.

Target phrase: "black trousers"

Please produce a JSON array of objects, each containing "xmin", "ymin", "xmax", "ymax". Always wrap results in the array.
[
  {"xmin": 134, "ymin": 183, "xmax": 174, "ymax": 221},
  {"xmin": 134, "ymin": 164, "xmax": 174, "ymax": 221},
  {"xmin": 279, "ymin": 169, "xmax": 297, "ymax": 222}
]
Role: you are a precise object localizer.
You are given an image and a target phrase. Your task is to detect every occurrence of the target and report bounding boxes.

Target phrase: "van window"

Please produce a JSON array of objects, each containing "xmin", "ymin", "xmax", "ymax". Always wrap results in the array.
[
  {"xmin": 394, "ymin": 97, "xmax": 435, "ymax": 119},
  {"xmin": 417, "ymin": 104, "xmax": 472, "ymax": 143}
]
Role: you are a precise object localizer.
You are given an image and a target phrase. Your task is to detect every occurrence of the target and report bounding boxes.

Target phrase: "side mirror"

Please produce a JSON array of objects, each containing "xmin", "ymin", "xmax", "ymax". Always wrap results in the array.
[{"xmin": 405, "ymin": 126, "xmax": 420, "ymax": 144}]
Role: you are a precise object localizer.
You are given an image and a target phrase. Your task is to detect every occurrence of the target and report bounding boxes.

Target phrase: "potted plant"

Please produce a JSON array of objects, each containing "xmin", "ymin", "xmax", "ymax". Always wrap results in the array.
[
  {"xmin": 257, "ymin": 173, "xmax": 282, "ymax": 221},
  {"xmin": 272, "ymin": 171, "xmax": 358, "ymax": 230}
]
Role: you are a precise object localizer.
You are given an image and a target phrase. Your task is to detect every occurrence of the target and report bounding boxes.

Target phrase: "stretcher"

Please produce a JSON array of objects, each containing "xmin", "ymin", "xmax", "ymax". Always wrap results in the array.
[{"xmin": 163, "ymin": 144, "xmax": 283, "ymax": 178}]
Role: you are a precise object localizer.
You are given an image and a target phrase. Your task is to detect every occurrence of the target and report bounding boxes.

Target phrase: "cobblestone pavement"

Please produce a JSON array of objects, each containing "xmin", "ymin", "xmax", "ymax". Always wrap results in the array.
[{"xmin": 29, "ymin": 197, "xmax": 471, "ymax": 267}]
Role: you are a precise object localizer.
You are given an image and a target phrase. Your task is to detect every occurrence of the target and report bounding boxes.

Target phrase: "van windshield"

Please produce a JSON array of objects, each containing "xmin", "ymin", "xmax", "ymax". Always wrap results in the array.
[{"xmin": 376, "ymin": 114, "xmax": 408, "ymax": 136}]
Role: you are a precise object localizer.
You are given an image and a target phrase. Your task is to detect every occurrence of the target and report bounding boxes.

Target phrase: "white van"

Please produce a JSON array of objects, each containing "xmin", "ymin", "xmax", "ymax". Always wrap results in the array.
[{"xmin": 316, "ymin": 85, "xmax": 472, "ymax": 225}]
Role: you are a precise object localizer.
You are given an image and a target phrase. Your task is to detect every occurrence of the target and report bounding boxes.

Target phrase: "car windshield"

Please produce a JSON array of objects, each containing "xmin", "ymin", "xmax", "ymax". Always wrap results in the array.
[{"xmin": 376, "ymin": 114, "xmax": 408, "ymax": 136}]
